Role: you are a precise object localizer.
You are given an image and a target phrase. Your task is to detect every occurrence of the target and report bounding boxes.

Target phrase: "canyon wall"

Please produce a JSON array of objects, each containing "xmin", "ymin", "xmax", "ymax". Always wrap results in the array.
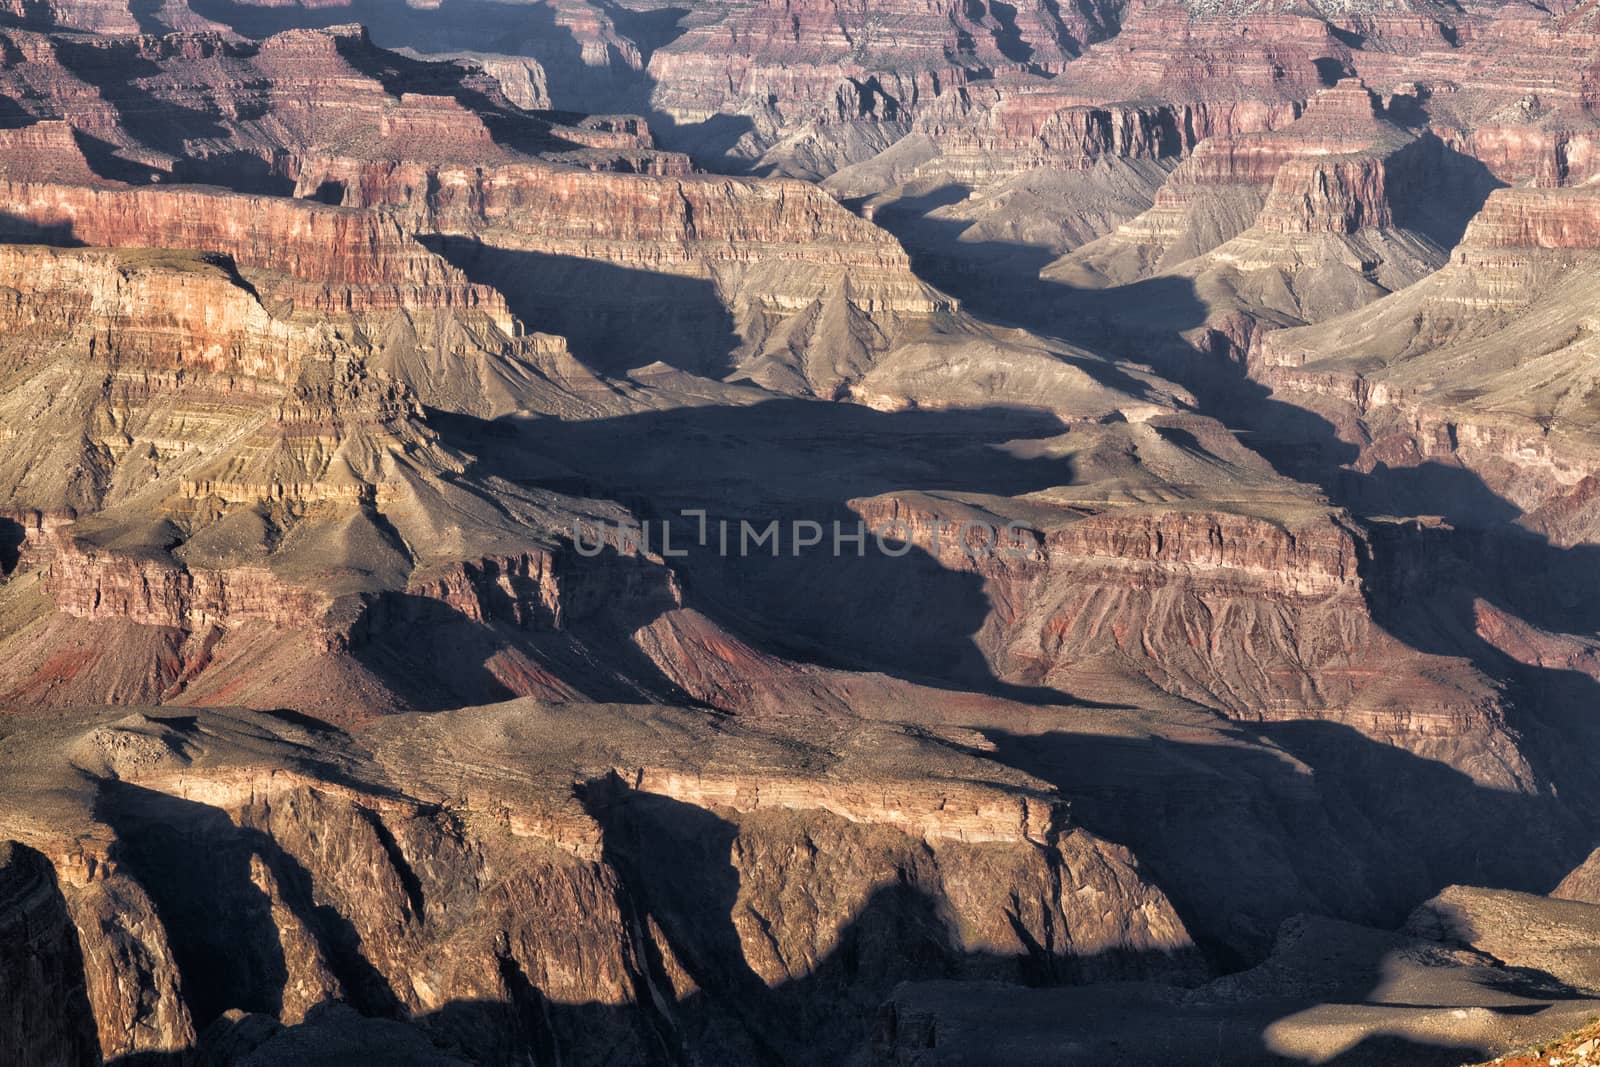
[
  {"xmin": 0, "ymin": 842, "xmax": 101, "ymax": 1067},
  {"xmin": 0, "ymin": 705, "xmax": 1199, "ymax": 1064},
  {"xmin": 0, "ymin": 180, "xmax": 513, "ymax": 325}
]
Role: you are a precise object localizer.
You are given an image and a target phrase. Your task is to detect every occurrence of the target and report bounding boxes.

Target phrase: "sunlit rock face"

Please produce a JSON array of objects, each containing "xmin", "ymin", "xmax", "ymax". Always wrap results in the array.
[
  {"xmin": 0, "ymin": 704, "xmax": 1201, "ymax": 1063},
  {"xmin": 1, "ymin": 0, "xmax": 1600, "ymax": 1063}
]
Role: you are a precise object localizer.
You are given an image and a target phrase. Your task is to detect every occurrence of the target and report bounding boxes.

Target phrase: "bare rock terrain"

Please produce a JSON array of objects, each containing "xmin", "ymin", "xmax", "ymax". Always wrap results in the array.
[{"xmin": 0, "ymin": 0, "xmax": 1599, "ymax": 1063}]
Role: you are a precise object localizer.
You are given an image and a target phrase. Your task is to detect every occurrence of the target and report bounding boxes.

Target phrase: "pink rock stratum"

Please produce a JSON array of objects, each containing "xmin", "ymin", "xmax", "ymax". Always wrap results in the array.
[{"xmin": 1, "ymin": 2, "xmax": 1600, "ymax": 1065}]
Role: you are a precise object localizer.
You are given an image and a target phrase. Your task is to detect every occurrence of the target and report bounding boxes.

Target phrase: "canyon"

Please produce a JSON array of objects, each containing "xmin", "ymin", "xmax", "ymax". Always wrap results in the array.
[{"xmin": 0, "ymin": 0, "xmax": 1599, "ymax": 1065}]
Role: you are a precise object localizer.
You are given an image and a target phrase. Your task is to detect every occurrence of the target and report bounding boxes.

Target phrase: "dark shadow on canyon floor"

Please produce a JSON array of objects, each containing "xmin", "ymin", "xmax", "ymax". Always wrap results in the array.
[
  {"xmin": 858, "ymin": 211, "xmax": 1600, "ymax": 837},
  {"xmin": 18, "ymin": 10, "xmax": 606, "ymax": 186},
  {"xmin": 49, "ymin": 36, "xmax": 297, "ymax": 193},
  {"xmin": 79, "ymin": 781, "xmax": 1178, "ymax": 1066},
  {"xmin": 423, "ymin": 239, "xmax": 744, "ymax": 379},
  {"xmin": 0, "ymin": 209, "xmax": 87, "ymax": 246},
  {"xmin": 428, "ymin": 397, "xmax": 1111, "ymax": 706},
  {"xmin": 96, "ymin": 781, "xmax": 406, "ymax": 1029},
  {"xmin": 98, "ymin": 784, "xmax": 293, "ymax": 1025},
  {"xmin": 983, "ymin": 720, "xmax": 1591, "ymax": 968},
  {"xmin": 330, "ymin": 30, "xmax": 597, "ymax": 157},
  {"xmin": 1056, "ymin": 290, "xmax": 1600, "ymax": 837},
  {"xmin": 0, "ymin": 515, "xmax": 22, "ymax": 576},
  {"xmin": 341, "ymin": 546, "xmax": 702, "ymax": 712}
]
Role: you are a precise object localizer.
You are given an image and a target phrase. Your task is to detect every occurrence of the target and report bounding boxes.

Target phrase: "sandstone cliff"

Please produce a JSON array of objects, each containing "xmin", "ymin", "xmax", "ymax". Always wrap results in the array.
[{"xmin": 0, "ymin": 702, "xmax": 1199, "ymax": 1064}]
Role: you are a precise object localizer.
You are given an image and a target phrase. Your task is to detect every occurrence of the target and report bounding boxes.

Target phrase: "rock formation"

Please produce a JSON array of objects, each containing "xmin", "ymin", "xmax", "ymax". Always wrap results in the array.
[
  {"xmin": 0, "ymin": 0, "xmax": 1596, "ymax": 1063},
  {"xmin": 0, "ymin": 703, "xmax": 1198, "ymax": 1063}
]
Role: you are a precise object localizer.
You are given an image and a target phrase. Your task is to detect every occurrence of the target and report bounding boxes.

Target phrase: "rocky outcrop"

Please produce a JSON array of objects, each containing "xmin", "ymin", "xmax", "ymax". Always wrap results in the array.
[
  {"xmin": 353, "ymin": 544, "xmax": 683, "ymax": 643},
  {"xmin": 1462, "ymin": 126, "xmax": 1600, "ymax": 188},
  {"xmin": 0, "ymin": 121, "xmax": 102, "ymax": 184},
  {"xmin": 0, "ymin": 181, "xmax": 513, "ymax": 326},
  {"xmin": 1056, "ymin": 79, "xmax": 1426, "ymax": 283},
  {"xmin": 844, "ymin": 490, "xmax": 1501, "ymax": 730},
  {"xmin": 892, "ymin": 91, "xmax": 1293, "ymax": 187},
  {"xmin": 0, "ymin": 704, "xmax": 1200, "ymax": 1064},
  {"xmin": 1045, "ymin": 506, "xmax": 1361, "ymax": 599},
  {"xmin": 644, "ymin": 0, "xmax": 1109, "ymax": 165},
  {"xmin": 0, "ymin": 507, "xmax": 75, "ymax": 570},
  {"xmin": 302, "ymin": 158, "xmax": 930, "ymax": 295},
  {"xmin": 0, "ymin": 23, "xmax": 678, "ymax": 180},
  {"xmin": 0, "ymin": 12, "xmax": 1598, "ymax": 1066},
  {"xmin": 44, "ymin": 532, "xmax": 330, "ymax": 632},
  {"xmin": 348, "ymin": 159, "xmax": 959, "ymax": 395},
  {"xmin": 1454, "ymin": 186, "xmax": 1600, "ymax": 251},
  {"xmin": 0, "ymin": 229, "xmax": 510, "ymax": 522},
  {"xmin": 0, "ymin": 842, "xmax": 101, "ymax": 1067},
  {"xmin": 1406, "ymin": 886, "xmax": 1600, "ymax": 993},
  {"xmin": 0, "ymin": 23, "xmax": 956, "ymax": 406},
  {"xmin": 60, "ymin": 864, "xmax": 194, "ymax": 1062},
  {"xmin": 1556, "ymin": 848, "xmax": 1600, "ymax": 906},
  {"xmin": 870, "ymin": 907, "xmax": 1600, "ymax": 1065},
  {"xmin": 0, "ymin": 0, "xmax": 191, "ymax": 33},
  {"xmin": 37, "ymin": 516, "xmax": 684, "ymax": 661},
  {"xmin": 0, "ymin": 244, "xmax": 306, "ymax": 381},
  {"xmin": 622, "ymin": 766, "xmax": 1059, "ymax": 847},
  {"xmin": 1257, "ymin": 153, "xmax": 1399, "ymax": 235}
]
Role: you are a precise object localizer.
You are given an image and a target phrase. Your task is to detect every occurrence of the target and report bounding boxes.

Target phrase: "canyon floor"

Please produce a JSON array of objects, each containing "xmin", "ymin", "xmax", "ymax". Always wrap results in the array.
[{"xmin": 3, "ymin": 0, "xmax": 1600, "ymax": 1064}]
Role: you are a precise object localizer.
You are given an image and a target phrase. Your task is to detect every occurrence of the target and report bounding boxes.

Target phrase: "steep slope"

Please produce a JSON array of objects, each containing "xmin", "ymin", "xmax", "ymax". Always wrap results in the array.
[
  {"xmin": 1047, "ymin": 79, "xmax": 1462, "ymax": 347},
  {"xmin": 0, "ymin": 23, "xmax": 681, "ymax": 184},
  {"xmin": 0, "ymin": 23, "xmax": 999, "ymax": 400},
  {"xmin": 0, "ymin": 701, "xmax": 1196, "ymax": 1064},
  {"xmin": 0, "ymin": 25, "xmax": 1078, "ymax": 716},
  {"xmin": 0, "ymin": 5, "xmax": 1598, "ymax": 1066},
  {"xmin": 1257, "ymin": 185, "xmax": 1600, "ymax": 540}
]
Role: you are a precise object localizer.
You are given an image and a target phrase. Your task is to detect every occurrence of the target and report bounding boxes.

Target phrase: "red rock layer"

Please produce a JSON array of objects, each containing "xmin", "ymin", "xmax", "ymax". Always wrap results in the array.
[
  {"xmin": 0, "ymin": 0, "xmax": 141, "ymax": 32},
  {"xmin": 906, "ymin": 87, "xmax": 1304, "ymax": 181},
  {"xmin": 843, "ymin": 493, "xmax": 1493, "ymax": 729},
  {"xmin": 43, "ymin": 535, "xmax": 329, "ymax": 632},
  {"xmin": 0, "ymin": 244, "xmax": 306, "ymax": 381},
  {"xmin": 0, "ymin": 24, "xmax": 683, "ymax": 184},
  {"xmin": 1461, "ymin": 127, "xmax": 1600, "ymax": 188},
  {"xmin": 1070, "ymin": 79, "xmax": 1420, "ymax": 269},
  {"xmin": 287, "ymin": 156, "xmax": 952, "ymax": 322},
  {"xmin": 1252, "ymin": 187, "xmax": 1600, "ymax": 548},
  {"xmin": 1258, "ymin": 154, "xmax": 1398, "ymax": 234},
  {"xmin": 1455, "ymin": 187, "xmax": 1600, "ymax": 251},
  {"xmin": 358, "ymin": 547, "xmax": 682, "ymax": 646},
  {"xmin": 1060, "ymin": 1, "xmax": 1344, "ymax": 101},
  {"xmin": 0, "ymin": 180, "xmax": 512, "ymax": 326},
  {"xmin": 1208, "ymin": 80, "xmax": 1415, "ymax": 235},
  {"xmin": 0, "ymin": 121, "xmax": 101, "ymax": 184}
]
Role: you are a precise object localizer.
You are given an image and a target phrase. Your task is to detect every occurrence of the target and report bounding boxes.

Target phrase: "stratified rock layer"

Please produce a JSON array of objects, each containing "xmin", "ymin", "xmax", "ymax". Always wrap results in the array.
[{"xmin": 0, "ymin": 703, "xmax": 1198, "ymax": 1064}]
